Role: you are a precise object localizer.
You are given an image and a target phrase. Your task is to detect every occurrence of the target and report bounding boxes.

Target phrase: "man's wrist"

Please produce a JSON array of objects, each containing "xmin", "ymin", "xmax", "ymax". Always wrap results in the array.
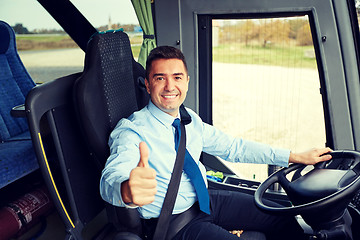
[
  {"xmin": 121, "ymin": 180, "xmax": 133, "ymax": 204},
  {"xmin": 121, "ymin": 180, "xmax": 139, "ymax": 208},
  {"xmin": 289, "ymin": 152, "xmax": 301, "ymax": 164},
  {"xmin": 289, "ymin": 152, "xmax": 295, "ymax": 163}
]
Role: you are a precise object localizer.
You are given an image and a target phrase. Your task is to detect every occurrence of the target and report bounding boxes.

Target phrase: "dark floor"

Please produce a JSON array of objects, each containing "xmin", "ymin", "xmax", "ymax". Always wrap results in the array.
[{"xmin": 11, "ymin": 209, "xmax": 114, "ymax": 240}]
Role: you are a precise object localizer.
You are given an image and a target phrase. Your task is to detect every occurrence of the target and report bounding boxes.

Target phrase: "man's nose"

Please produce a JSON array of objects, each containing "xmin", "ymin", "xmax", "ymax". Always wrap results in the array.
[{"xmin": 164, "ymin": 79, "xmax": 175, "ymax": 91}]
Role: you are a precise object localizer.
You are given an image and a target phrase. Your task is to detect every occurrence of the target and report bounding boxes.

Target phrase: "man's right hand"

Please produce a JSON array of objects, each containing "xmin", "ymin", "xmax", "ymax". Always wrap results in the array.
[{"xmin": 121, "ymin": 142, "xmax": 157, "ymax": 207}]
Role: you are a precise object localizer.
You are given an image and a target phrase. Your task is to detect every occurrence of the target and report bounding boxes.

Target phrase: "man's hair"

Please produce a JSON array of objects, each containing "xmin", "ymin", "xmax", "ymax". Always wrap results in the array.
[{"xmin": 145, "ymin": 46, "xmax": 188, "ymax": 80}]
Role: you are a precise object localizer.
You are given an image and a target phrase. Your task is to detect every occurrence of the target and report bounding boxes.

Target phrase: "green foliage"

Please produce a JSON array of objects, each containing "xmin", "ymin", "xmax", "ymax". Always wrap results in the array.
[
  {"xmin": 217, "ymin": 18, "xmax": 313, "ymax": 47},
  {"xmin": 131, "ymin": 45, "xmax": 141, "ymax": 59},
  {"xmin": 12, "ymin": 23, "xmax": 29, "ymax": 34},
  {"xmin": 213, "ymin": 43, "xmax": 316, "ymax": 69},
  {"xmin": 16, "ymin": 34, "xmax": 70, "ymax": 42},
  {"xmin": 213, "ymin": 17, "xmax": 316, "ymax": 68}
]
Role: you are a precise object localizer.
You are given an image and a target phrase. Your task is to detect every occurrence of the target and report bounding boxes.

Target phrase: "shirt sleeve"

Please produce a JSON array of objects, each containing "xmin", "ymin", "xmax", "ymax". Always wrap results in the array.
[
  {"xmin": 201, "ymin": 121, "xmax": 290, "ymax": 167},
  {"xmin": 99, "ymin": 118, "xmax": 143, "ymax": 207}
]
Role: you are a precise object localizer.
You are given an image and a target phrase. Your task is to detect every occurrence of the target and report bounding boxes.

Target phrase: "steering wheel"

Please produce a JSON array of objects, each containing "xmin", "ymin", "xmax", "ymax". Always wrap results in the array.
[{"xmin": 254, "ymin": 150, "xmax": 360, "ymax": 219}]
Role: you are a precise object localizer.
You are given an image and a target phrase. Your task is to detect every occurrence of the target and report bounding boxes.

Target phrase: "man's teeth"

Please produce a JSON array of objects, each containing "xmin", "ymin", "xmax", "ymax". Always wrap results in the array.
[{"xmin": 163, "ymin": 95, "xmax": 177, "ymax": 99}]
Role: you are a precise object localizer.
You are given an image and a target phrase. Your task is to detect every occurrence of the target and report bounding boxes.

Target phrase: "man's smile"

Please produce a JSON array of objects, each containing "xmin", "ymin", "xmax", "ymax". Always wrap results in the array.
[
  {"xmin": 145, "ymin": 58, "xmax": 189, "ymax": 117},
  {"xmin": 162, "ymin": 93, "xmax": 178, "ymax": 99}
]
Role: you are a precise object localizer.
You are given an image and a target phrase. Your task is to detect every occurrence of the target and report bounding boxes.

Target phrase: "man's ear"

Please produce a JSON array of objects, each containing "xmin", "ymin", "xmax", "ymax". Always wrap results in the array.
[{"xmin": 145, "ymin": 78, "xmax": 150, "ymax": 94}]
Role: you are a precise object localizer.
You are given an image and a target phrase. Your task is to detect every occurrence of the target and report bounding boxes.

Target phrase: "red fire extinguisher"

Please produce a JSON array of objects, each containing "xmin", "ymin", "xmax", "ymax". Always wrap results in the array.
[{"xmin": 0, "ymin": 186, "xmax": 54, "ymax": 240}]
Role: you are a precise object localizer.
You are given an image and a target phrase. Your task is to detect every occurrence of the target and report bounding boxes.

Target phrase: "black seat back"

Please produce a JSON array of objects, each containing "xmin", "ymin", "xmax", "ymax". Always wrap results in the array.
[
  {"xmin": 74, "ymin": 30, "xmax": 148, "ymax": 168},
  {"xmin": 73, "ymin": 30, "xmax": 149, "ymax": 235}
]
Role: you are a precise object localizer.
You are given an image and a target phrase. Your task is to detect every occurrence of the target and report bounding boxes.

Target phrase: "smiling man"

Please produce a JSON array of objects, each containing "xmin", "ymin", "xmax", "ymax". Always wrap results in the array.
[
  {"xmin": 145, "ymin": 57, "xmax": 189, "ymax": 117},
  {"xmin": 100, "ymin": 46, "xmax": 332, "ymax": 240}
]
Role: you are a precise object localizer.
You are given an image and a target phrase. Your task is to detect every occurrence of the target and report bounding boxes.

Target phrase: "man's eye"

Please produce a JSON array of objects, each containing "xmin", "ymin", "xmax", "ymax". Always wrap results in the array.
[
  {"xmin": 156, "ymin": 77, "xmax": 164, "ymax": 81},
  {"xmin": 175, "ymin": 76, "xmax": 182, "ymax": 80}
]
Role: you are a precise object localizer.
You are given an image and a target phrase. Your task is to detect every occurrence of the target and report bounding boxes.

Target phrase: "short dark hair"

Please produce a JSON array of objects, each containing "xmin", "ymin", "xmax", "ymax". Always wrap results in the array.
[{"xmin": 145, "ymin": 46, "xmax": 188, "ymax": 80}]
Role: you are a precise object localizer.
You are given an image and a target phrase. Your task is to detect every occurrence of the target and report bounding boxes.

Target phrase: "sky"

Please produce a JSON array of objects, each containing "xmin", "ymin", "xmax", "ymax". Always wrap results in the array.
[{"xmin": 0, "ymin": 0, "xmax": 139, "ymax": 31}]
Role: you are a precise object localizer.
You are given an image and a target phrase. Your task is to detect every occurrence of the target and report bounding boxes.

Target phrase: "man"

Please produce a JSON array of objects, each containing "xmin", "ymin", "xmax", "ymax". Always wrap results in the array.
[{"xmin": 100, "ymin": 46, "xmax": 332, "ymax": 239}]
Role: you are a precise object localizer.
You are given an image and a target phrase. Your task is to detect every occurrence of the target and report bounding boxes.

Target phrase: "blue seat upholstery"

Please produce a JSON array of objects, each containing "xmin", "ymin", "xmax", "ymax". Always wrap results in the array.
[{"xmin": 0, "ymin": 20, "xmax": 38, "ymax": 188}]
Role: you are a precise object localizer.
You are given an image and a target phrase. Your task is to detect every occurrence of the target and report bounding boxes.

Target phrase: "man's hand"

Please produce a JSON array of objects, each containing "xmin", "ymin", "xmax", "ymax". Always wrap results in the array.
[
  {"xmin": 121, "ymin": 142, "xmax": 157, "ymax": 207},
  {"xmin": 289, "ymin": 147, "xmax": 332, "ymax": 165}
]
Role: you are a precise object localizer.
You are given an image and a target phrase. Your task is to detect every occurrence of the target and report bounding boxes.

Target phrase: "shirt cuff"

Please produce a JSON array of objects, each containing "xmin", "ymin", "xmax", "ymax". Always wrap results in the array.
[
  {"xmin": 274, "ymin": 148, "xmax": 291, "ymax": 167},
  {"xmin": 123, "ymin": 202, "xmax": 139, "ymax": 209},
  {"xmin": 101, "ymin": 176, "xmax": 139, "ymax": 209}
]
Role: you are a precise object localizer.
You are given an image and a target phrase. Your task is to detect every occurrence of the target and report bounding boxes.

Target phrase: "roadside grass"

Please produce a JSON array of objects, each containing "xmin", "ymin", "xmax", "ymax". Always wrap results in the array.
[
  {"xmin": 16, "ymin": 34, "xmax": 70, "ymax": 42},
  {"xmin": 131, "ymin": 45, "xmax": 141, "ymax": 59},
  {"xmin": 16, "ymin": 34, "xmax": 142, "ymax": 57},
  {"xmin": 213, "ymin": 44, "xmax": 316, "ymax": 69}
]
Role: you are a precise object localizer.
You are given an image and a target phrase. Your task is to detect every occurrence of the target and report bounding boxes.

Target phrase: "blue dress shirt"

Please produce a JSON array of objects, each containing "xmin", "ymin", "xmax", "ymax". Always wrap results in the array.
[{"xmin": 100, "ymin": 100, "xmax": 290, "ymax": 219}]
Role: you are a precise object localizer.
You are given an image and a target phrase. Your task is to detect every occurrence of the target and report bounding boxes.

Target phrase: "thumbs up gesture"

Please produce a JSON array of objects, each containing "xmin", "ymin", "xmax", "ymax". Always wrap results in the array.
[
  {"xmin": 137, "ymin": 141, "xmax": 151, "ymax": 168},
  {"xmin": 121, "ymin": 142, "xmax": 157, "ymax": 207}
]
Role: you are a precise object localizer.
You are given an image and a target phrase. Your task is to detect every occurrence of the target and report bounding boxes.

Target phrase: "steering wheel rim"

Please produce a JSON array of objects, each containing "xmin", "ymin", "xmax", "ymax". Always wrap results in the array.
[{"xmin": 254, "ymin": 150, "xmax": 360, "ymax": 215}]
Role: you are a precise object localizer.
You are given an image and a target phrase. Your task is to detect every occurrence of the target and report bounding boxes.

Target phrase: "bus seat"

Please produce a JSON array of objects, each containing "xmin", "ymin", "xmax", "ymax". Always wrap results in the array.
[
  {"xmin": 25, "ymin": 72, "xmax": 106, "ymax": 240},
  {"xmin": 0, "ymin": 20, "xmax": 38, "ymax": 188},
  {"xmin": 72, "ymin": 30, "xmax": 266, "ymax": 240},
  {"xmin": 73, "ymin": 30, "xmax": 148, "ymax": 239}
]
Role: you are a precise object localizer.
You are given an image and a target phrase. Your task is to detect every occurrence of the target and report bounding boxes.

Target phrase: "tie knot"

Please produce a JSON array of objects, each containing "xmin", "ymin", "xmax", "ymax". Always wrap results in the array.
[{"xmin": 172, "ymin": 118, "xmax": 181, "ymax": 129}]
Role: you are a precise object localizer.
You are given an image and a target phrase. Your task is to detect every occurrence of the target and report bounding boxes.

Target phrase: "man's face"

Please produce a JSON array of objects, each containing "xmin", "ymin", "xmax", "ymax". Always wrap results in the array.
[{"xmin": 145, "ymin": 58, "xmax": 189, "ymax": 117}]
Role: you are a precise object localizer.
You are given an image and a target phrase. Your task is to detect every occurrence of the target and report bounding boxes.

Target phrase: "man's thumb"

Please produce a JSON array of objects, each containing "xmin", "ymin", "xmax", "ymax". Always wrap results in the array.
[{"xmin": 138, "ymin": 141, "xmax": 149, "ymax": 168}]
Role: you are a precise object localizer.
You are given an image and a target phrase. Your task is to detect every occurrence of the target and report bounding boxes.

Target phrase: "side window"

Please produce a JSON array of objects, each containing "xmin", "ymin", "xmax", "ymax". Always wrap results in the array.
[
  {"xmin": 1, "ymin": 1, "xmax": 84, "ymax": 84},
  {"xmin": 1, "ymin": 0, "xmax": 139, "ymax": 84},
  {"xmin": 212, "ymin": 16, "xmax": 326, "ymax": 181},
  {"xmin": 70, "ymin": 0, "xmax": 141, "ymax": 60},
  {"xmin": 17, "ymin": 36, "xmax": 84, "ymax": 84}
]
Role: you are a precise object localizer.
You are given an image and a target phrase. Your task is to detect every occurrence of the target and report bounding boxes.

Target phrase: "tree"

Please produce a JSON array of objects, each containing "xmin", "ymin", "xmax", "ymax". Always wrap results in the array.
[
  {"xmin": 258, "ymin": 19, "xmax": 290, "ymax": 48},
  {"xmin": 12, "ymin": 23, "xmax": 29, "ymax": 34},
  {"xmin": 239, "ymin": 20, "xmax": 258, "ymax": 46},
  {"xmin": 288, "ymin": 18, "xmax": 308, "ymax": 40},
  {"xmin": 296, "ymin": 23, "xmax": 312, "ymax": 46}
]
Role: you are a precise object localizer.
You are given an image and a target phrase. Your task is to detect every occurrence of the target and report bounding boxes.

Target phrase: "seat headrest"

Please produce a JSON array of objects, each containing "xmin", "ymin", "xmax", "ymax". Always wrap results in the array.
[
  {"xmin": 0, "ymin": 21, "xmax": 13, "ymax": 54},
  {"xmin": 83, "ymin": 29, "xmax": 139, "ymax": 129},
  {"xmin": 74, "ymin": 30, "xmax": 141, "ymax": 166}
]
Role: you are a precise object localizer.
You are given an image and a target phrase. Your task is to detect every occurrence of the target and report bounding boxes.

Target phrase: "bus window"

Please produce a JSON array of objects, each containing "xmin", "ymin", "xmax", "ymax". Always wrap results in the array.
[
  {"xmin": 211, "ymin": 16, "xmax": 326, "ymax": 181},
  {"xmin": 2, "ymin": 0, "xmax": 84, "ymax": 84},
  {"xmin": 1, "ymin": 0, "xmax": 139, "ymax": 84},
  {"xmin": 70, "ymin": 0, "xmax": 142, "ymax": 59}
]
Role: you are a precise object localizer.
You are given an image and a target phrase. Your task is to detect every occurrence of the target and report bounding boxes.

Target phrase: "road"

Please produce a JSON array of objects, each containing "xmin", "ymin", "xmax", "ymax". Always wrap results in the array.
[{"xmin": 19, "ymin": 48, "xmax": 84, "ymax": 83}]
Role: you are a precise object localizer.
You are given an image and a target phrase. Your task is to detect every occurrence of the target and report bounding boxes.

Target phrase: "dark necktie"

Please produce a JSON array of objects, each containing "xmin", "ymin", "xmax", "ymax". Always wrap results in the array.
[{"xmin": 172, "ymin": 118, "xmax": 210, "ymax": 214}]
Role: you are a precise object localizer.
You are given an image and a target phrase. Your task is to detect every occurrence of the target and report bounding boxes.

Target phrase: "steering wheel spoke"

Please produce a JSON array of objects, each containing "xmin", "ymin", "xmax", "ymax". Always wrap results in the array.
[{"xmin": 277, "ymin": 164, "xmax": 303, "ymax": 191}]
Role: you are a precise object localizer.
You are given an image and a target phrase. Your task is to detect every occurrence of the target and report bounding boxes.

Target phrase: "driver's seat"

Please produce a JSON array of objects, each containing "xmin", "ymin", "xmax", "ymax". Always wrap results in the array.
[
  {"xmin": 73, "ymin": 30, "xmax": 148, "ymax": 239},
  {"xmin": 73, "ymin": 30, "xmax": 267, "ymax": 240}
]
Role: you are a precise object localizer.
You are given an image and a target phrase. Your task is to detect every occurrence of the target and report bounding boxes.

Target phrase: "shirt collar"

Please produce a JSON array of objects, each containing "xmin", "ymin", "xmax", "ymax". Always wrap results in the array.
[
  {"xmin": 147, "ymin": 100, "xmax": 192, "ymax": 128},
  {"xmin": 147, "ymin": 100, "xmax": 177, "ymax": 129}
]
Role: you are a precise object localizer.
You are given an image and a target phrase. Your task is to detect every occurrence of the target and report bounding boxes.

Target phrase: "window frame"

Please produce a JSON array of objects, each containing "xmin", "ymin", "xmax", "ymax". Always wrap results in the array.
[{"xmin": 197, "ymin": 11, "xmax": 333, "ymax": 150}]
